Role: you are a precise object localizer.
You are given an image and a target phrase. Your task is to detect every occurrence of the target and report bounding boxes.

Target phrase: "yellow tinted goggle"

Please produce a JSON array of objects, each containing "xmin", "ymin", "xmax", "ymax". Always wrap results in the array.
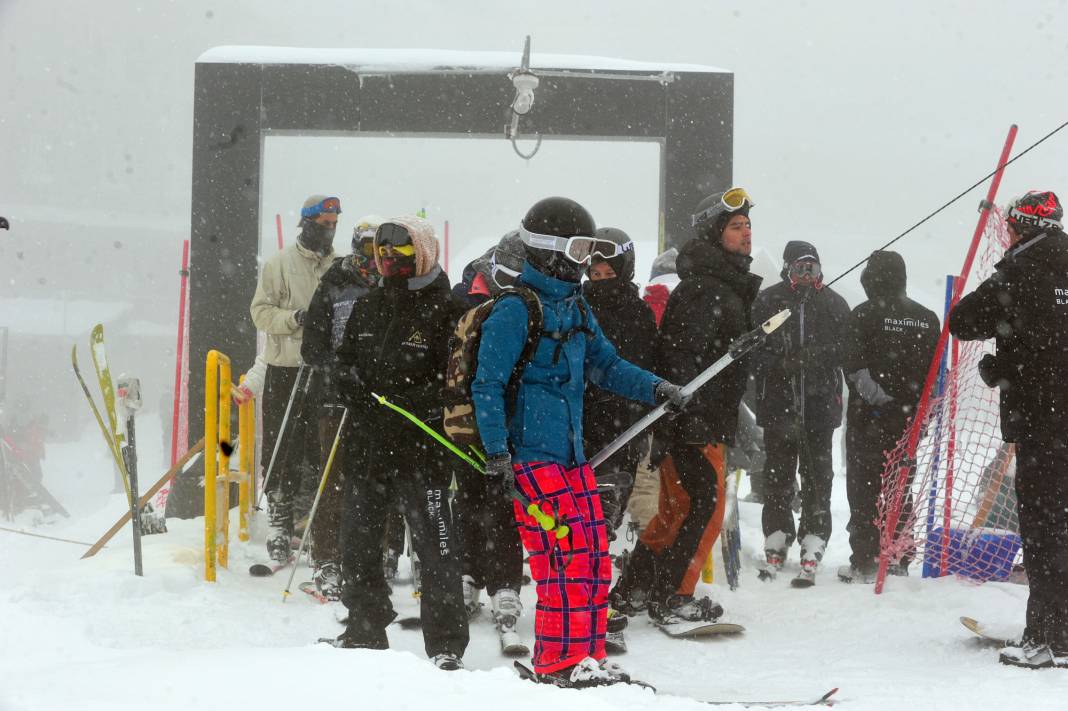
[
  {"xmin": 691, "ymin": 186, "xmax": 755, "ymax": 227},
  {"xmin": 377, "ymin": 243, "xmax": 416, "ymax": 257}
]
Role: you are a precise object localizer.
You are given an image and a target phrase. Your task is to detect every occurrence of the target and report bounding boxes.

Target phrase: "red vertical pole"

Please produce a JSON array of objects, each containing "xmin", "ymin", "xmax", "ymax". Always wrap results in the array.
[
  {"xmin": 170, "ymin": 239, "xmax": 190, "ymax": 467},
  {"xmin": 444, "ymin": 220, "xmax": 450, "ymax": 275},
  {"xmin": 876, "ymin": 124, "xmax": 1018, "ymax": 593},
  {"xmin": 275, "ymin": 214, "xmax": 284, "ymax": 251}
]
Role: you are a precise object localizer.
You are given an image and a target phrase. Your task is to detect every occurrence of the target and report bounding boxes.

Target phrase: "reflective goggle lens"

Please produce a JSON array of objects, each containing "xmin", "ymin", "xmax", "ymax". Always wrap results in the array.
[
  {"xmin": 377, "ymin": 243, "xmax": 416, "ymax": 257},
  {"xmin": 300, "ymin": 196, "xmax": 342, "ymax": 219},
  {"xmin": 789, "ymin": 260, "xmax": 822, "ymax": 281},
  {"xmin": 722, "ymin": 187, "xmax": 753, "ymax": 210},
  {"xmin": 491, "ymin": 263, "xmax": 521, "ymax": 289}
]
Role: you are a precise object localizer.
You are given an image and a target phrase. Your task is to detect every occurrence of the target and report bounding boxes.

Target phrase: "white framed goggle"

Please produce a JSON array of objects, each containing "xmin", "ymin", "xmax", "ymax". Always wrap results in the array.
[
  {"xmin": 490, "ymin": 256, "xmax": 521, "ymax": 290},
  {"xmin": 691, "ymin": 187, "xmax": 755, "ymax": 227},
  {"xmin": 518, "ymin": 224, "xmax": 631, "ymax": 265}
]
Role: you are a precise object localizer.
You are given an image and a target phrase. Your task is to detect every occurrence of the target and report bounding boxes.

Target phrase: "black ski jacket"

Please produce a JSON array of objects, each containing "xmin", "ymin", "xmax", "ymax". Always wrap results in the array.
[
  {"xmin": 845, "ymin": 251, "xmax": 940, "ymax": 426},
  {"xmin": 301, "ymin": 256, "xmax": 375, "ymax": 401},
  {"xmin": 581, "ymin": 278, "xmax": 659, "ymax": 465},
  {"xmin": 336, "ymin": 267, "xmax": 461, "ymax": 424},
  {"xmin": 751, "ymin": 269, "xmax": 851, "ymax": 431},
  {"xmin": 949, "ymin": 230, "xmax": 1068, "ymax": 442},
  {"xmin": 656, "ymin": 238, "xmax": 762, "ymax": 445}
]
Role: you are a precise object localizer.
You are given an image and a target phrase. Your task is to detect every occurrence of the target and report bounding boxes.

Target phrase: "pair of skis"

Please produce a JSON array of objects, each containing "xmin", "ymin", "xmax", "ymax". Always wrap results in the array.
[{"xmin": 72, "ymin": 324, "xmax": 143, "ymax": 575}]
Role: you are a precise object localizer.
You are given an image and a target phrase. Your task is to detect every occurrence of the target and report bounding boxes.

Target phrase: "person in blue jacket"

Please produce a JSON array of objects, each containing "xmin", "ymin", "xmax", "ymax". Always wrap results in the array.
[{"xmin": 471, "ymin": 197, "xmax": 688, "ymax": 689}]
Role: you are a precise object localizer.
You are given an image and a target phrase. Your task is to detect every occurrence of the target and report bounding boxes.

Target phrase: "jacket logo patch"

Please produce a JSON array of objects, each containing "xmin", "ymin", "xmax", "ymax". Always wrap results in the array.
[
  {"xmin": 403, "ymin": 330, "xmax": 429, "ymax": 350},
  {"xmin": 1056, "ymin": 287, "xmax": 1068, "ymax": 305},
  {"xmin": 883, "ymin": 316, "xmax": 930, "ymax": 333}
]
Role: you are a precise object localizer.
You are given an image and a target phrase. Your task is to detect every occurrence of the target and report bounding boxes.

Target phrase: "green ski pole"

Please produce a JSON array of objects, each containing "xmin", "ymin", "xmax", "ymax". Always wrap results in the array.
[{"xmin": 370, "ymin": 393, "xmax": 568, "ymax": 539}]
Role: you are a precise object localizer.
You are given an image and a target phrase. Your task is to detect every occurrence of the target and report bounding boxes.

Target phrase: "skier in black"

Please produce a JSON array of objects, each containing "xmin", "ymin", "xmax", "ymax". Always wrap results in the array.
[
  {"xmin": 838, "ymin": 250, "xmax": 939, "ymax": 584},
  {"xmin": 751, "ymin": 241, "xmax": 850, "ymax": 584},
  {"xmin": 581, "ymin": 227, "xmax": 658, "ymax": 537},
  {"xmin": 949, "ymin": 190, "xmax": 1068, "ymax": 669},
  {"xmin": 333, "ymin": 216, "xmax": 468, "ymax": 670},
  {"xmin": 611, "ymin": 187, "xmax": 761, "ymax": 621},
  {"xmin": 299, "ymin": 216, "xmax": 380, "ymax": 600}
]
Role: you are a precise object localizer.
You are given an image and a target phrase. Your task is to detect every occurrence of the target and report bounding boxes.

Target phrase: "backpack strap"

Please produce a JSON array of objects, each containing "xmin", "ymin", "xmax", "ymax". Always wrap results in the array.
[
  {"xmin": 498, "ymin": 286, "xmax": 544, "ymax": 396},
  {"xmin": 544, "ymin": 295, "xmax": 597, "ymax": 365}
]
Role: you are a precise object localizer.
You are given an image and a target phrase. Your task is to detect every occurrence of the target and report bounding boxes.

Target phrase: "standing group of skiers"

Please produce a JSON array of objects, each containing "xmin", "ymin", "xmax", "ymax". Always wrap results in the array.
[{"xmin": 244, "ymin": 184, "xmax": 1068, "ymax": 681}]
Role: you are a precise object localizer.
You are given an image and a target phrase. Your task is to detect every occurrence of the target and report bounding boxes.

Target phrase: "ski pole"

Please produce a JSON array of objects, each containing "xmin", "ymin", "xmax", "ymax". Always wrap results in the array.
[
  {"xmin": 255, "ymin": 363, "xmax": 308, "ymax": 513},
  {"xmin": 370, "ymin": 393, "xmax": 568, "ymax": 539},
  {"xmin": 589, "ymin": 309, "xmax": 793, "ymax": 470},
  {"xmin": 282, "ymin": 407, "xmax": 348, "ymax": 602}
]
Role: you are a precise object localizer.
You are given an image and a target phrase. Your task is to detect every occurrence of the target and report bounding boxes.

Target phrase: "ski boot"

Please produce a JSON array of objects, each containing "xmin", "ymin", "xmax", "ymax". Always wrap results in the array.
[
  {"xmin": 331, "ymin": 625, "xmax": 388, "ymax": 650},
  {"xmin": 313, "ymin": 561, "xmax": 343, "ymax": 602},
  {"xmin": 266, "ymin": 493, "xmax": 293, "ymax": 563},
  {"xmin": 462, "ymin": 575, "xmax": 482, "ymax": 618},
  {"xmin": 490, "ymin": 588, "xmax": 528, "ymax": 655},
  {"xmin": 431, "ymin": 652, "xmax": 465, "ymax": 671},
  {"xmin": 605, "ymin": 608, "xmax": 629, "ymax": 654},
  {"xmin": 792, "ymin": 535, "xmax": 825, "ymax": 588},
  {"xmin": 537, "ymin": 656, "xmax": 629, "ymax": 688},
  {"xmin": 999, "ymin": 639, "xmax": 1066, "ymax": 669},
  {"xmin": 837, "ymin": 564, "xmax": 876, "ymax": 584},
  {"xmin": 649, "ymin": 594, "xmax": 724, "ymax": 626}
]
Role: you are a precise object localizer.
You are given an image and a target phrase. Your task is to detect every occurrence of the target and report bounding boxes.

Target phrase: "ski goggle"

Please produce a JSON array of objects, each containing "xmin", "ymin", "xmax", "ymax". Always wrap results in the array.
[
  {"xmin": 691, "ymin": 187, "xmax": 754, "ymax": 227},
  {"xmin": 518, "ymin": 225, "xmax": 630, "ymax": 265},
  {"xmin": 300, "ymin": 196, "xmax": 342, "ymax": 219},
  {"xmin": 377, "ymin": 243, "xmax": 416, "ymax": 257},
  {"xmin": 490, "ymin": 258, "xmax": 521, "ymax": 289},
  {"xmin": 788, "ymin": 258, "xmax": 823, "ymax": 285}
]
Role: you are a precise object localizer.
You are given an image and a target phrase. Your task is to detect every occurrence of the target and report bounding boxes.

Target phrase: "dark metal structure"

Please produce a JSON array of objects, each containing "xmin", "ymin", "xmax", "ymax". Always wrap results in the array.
[{"xmin": 188, "ymin": 47, "xmax": 733, "ymax": 448}]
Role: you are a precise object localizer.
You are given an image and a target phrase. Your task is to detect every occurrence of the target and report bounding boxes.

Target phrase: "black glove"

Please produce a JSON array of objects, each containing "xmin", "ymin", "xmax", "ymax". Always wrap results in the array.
[
  {"xmin": 294, "ymin": 309, "xmax": 306, "ymax": 327},
  {"xmin": 978, "ymin": 353, "xmax": 1007, "ymax": 388},
  {"xmin": 655, "ymin": 379, "xmax": 692, "ymax": 412},
  {"xmin": 485, "ymin": 453, "xmax": 517, "ymax": 501}
]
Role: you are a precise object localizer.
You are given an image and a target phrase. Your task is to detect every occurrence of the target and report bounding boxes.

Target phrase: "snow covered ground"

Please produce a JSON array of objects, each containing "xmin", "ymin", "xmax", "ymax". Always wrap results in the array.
[{"xmin": 3, "ymin": 422, "xmax": 1066, "ymax": 711}]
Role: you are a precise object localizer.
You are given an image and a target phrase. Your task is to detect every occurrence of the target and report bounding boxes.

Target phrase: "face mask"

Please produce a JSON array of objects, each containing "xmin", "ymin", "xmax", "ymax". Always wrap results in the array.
[
  {"xmin": 380, "ymin": 255, "xmax": 416, "ymax": 280},
  {"xmin": 300, "ymin": 221, "xmax": 336, "ymax": 256}
]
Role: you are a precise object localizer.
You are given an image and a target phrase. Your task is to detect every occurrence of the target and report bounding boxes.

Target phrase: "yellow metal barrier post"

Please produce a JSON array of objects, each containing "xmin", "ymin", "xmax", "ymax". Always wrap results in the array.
[
  {"xmin": 217, "ymin": 364, "xmax": 232, "ymax": 570},
  {"xmin": 238, "ymin": 375, "xmax": 253, "ymax": 542},
  {"xmin": 204, "ymin": 350, "xmax": 231, "ymax": 582}
]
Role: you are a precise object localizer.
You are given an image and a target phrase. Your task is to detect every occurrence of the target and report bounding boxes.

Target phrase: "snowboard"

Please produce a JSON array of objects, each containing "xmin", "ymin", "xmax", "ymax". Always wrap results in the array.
[
  {"xmin": 498, "ymin": 628, "xmax": 530, "ymax": 656},
  {"xmin": 299, "ymin": 581, "xmax": 332, "ymax": 604},
  {"xmin": 655, "ymin": 620, "xmax": 746, "ymax": 638},
  {"xmin": 960, "ymin": 616, "xmax": 1018, "ymax": 646},
  {"xmin": 791, "ymin": 569, "xmax": 816, "ymax": 588},
  {"xmin": 249, "ymin": 557, "xmax": 293, "ymax": 577},
  {"xmin": 514, "ymin": 661, "xmax": 838, "ymax": 707}
]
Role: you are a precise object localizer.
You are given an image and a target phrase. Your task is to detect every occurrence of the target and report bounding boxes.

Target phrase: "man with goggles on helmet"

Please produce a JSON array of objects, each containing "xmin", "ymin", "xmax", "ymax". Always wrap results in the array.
[
  {"xmin": 750, "ymin": 241, "xmax": 850, "ymax": 586},
  {"xmin": 471, "ymin": 197, "xmax": 688, "ymax": 688},
  {"xmin": 611, "ymin": 187, "xmax": 760, "ymax": 628},
  {"xmin": 249, "ymin": 194, "xmax": 340, "ymax": 564}
]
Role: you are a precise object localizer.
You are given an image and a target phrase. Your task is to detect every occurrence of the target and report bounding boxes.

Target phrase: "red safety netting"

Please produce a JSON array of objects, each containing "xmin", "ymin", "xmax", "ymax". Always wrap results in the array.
[{"xmin": 876, "ymin": 208, "xmax": 1023, "ymax": 584}]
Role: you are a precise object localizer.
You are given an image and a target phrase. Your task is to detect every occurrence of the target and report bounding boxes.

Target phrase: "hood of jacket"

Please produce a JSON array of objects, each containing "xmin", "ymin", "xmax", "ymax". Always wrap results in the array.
[
  {"xmin": 374, "ymin": 215, "xmax": 439, "ymax": 277},
  {"xmin": 860, "ymin": 250, "xmax": 907, "ymax": 300},
  {"xmin": 998, "ymin": 229, "xmax": 1068, "ymax": 273}
]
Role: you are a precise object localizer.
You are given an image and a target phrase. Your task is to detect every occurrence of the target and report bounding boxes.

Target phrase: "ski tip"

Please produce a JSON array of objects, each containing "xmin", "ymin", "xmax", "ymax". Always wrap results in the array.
[
  {"xmin": 762, "ymin": 309, "xmax": 792, "ymax": 333},
  {"xmin": 821, "ymin": 688, "xmax": 839, "ymax": 702}
]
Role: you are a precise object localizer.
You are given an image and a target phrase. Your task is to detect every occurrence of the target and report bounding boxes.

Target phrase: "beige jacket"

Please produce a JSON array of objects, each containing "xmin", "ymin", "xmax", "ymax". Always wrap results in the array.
[{"xmin": 250, "ymin": 242, "xmax": 336, "ymax": 367}]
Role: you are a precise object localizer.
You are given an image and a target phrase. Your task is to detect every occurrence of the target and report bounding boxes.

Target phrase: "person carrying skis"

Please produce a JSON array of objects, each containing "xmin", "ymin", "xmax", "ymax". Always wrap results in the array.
[
  {"xmin": 332, "ymin": 216, "xmax": 469, "ymax": 670},
  {"xmin": 472, "ymin": 197, "xmax": 687, "ymax": 687},
  {"xmin": 451, "ymin": 230, "xmax": 530, "ymax": 650},
  {"xmin": 949, "ymin": 190, "xmax": 1068, "ymax": 669},
  {"xmin": 249, "ymin": 194, "xmax": 338, "ymax": 562},
  {"xmin": 750, "ymin": 241, "xmax": 850, "ymax": 585},
  {"xmin": 295, "ymin": 215, "xmax": 381, "ymax": 600},
  {"xmin": 838, "ymin": 250, "xmax": 939, "ymax": 584}
]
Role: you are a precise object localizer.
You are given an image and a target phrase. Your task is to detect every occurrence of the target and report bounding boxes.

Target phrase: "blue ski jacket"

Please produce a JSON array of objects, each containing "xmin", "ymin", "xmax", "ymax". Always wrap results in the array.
[{"xmin": 472, "ymin": 263, "xmax": 661, "ymax": 466}]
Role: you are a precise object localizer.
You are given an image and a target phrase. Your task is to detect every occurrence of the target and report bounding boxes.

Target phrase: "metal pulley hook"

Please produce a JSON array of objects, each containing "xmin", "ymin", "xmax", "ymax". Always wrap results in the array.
[{"xmin": 506, "ymin": 35, "xmax": 542, "ymax": 160}]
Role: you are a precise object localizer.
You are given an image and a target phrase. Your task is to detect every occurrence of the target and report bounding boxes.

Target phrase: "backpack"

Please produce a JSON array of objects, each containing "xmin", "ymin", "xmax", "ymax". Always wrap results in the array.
[{"xmin": 442, "ymin": 287, "xmax": 594, "ymax": 446}]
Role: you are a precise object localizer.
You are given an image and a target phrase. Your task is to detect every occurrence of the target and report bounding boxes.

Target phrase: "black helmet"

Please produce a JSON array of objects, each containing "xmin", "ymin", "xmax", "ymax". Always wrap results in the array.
[
  {"xmin": 1005, "ymin": 190, "xmax": 1063, "ymax": 241},
  {"xmin": 488, "ymin": 229, "xmax": 527, "ymax": 291},
  {"xmin": 589, "ymin": 227, "xmax": 635, "ymax": 282},
  {"xmin": 519, "ymin": 197, "xmax": 596, "ymax": 283},
  {"xmin": 691, "ymin": 187, "xmax": 754, "ymax": 241}
]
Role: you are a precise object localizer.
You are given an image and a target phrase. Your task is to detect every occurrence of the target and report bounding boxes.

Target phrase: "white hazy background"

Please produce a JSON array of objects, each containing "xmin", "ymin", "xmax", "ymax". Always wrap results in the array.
[{"xmin": 2, "ymin": 0, "xmax": 1068, "ymax": 437}]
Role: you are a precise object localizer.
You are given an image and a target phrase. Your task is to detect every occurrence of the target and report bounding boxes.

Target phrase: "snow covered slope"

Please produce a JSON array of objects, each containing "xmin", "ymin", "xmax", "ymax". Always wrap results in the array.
[{"xmin": 2, "ymin": 426, "xmax": 1064, "ymax": 710}]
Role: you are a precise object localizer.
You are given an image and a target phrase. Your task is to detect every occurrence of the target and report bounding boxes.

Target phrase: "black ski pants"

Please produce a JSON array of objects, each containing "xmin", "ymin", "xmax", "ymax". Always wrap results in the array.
[
  {"xmin": 339, "ymin": 426, "xmax": 468, "ymax": 658},
  {"xmin": 453, "ymin": 465, "xmax": 523, "ymax": 595},
  {"xmin": 761, "ymin": 422, "xmax": 834, "ymax": 551},
  {"xmin": 616, "ymin": 442, "xmax": 720, "ymax": 602},
  {"xmin": 1015, "ymin": 434, "xmax": 1068, "ymax": 652},
  {"xmin": 262, "ymin": 365, "xmax": 319, "ymax": 527},
  {"xmin": 845, "ymin": 411, "xmax": 909, "ymax": 571}
]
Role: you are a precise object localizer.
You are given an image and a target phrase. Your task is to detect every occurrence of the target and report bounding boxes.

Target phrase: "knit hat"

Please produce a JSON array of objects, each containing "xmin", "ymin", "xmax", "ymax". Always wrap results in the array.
[
  {"xmin": 373, "ymin": 216, "xmax": 440, "ymax": 277},
  {"xmin": 296, "ymin": 194, "xmax": 341, "ymax": 227}
]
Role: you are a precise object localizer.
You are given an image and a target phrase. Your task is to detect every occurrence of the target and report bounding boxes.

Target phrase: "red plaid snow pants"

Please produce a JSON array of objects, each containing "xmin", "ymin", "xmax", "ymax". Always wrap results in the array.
[{"xmin": 512, "ymin": 461, "xmax": 611, "ymax": 674}]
